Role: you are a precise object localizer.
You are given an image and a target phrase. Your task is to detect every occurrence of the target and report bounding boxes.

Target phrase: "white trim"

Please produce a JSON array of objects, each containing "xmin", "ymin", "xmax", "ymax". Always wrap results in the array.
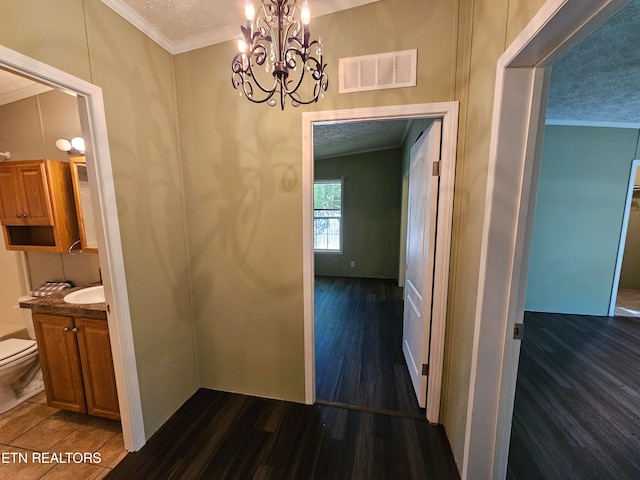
[
  {"xmin": 0, "ymin": 44, "xmax": 145, "ymax": 451},
  {"xmin": 302, "ymin": 102, "xmax": 458, "ymax": 425},
  {"xmin": 101, "ymin": 0, "xmax": 382, "ymax": 55},
  {"xmin": 609, "ymin": 159, "xmax": 640, "ymax": 315},
  {"xmin": 464, "ymin": 0, "xmax": 628, "ymax": 478}
]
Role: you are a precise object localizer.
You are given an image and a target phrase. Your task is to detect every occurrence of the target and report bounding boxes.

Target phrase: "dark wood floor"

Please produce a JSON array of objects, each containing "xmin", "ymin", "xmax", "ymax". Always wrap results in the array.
[
  {"xmin": 107, "ymin": 389, "xmax": 460, "ymax": 480},
  {"xmin": 107, "ymin": 277, "xmax": 460, "ymax": 479},
  {"xmin": 314, "ymin": 276, "xmax": 424, "ymax": 418},
  {"xmin": 507, "ymin": 311, "xmax": 640, "ymax": 479}
]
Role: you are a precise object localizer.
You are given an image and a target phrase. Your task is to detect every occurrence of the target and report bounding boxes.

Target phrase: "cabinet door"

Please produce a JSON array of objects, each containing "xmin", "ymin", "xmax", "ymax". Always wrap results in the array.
[
  {"xmin": 33, "ymin": 313, "xmax": 86, "ymax": 413},
  {"xmin": 0, "ymin": 166, "xmax": 24, "ymax": 225},
  {"xmin": 17, "ymin": 163, "xmax": 53, "ymax": 225},
  {"xmin": 75, "ymin": 317, "xmax": 120, "ymax": 420}
]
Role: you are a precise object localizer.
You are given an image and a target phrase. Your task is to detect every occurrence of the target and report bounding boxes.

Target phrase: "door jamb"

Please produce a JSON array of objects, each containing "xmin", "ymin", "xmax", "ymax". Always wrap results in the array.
[
  {"xmin": 398, "ymin": 173, "xmax": 409, "ymax": 288},
  {"xmin": 0, "ymin": 44, "xmax": 146, "ymax": 451},
  {"xmin": 302, "ymin": 102, "xmax": 458, "ymax": 423}
]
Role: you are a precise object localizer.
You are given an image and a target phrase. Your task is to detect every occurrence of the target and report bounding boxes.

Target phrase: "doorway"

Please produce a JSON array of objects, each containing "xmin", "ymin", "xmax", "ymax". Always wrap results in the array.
[
  {"xmin": 312, "ymin": 118, "xmax": 425, "ymax": 418},
  {"xmin": 0, "ymin": 44, "xmax": 144, "ymax": 451},
  {"xmin": 611, "ymin": 160, "xmax": 640, "ymax": 316},
  {"xmin": 465, "ymin": 0, "xmax": 629, "ymax": 478},
  {"xmin": 302, "ymin": 102, "xmax": 458, "ymax": 424}
]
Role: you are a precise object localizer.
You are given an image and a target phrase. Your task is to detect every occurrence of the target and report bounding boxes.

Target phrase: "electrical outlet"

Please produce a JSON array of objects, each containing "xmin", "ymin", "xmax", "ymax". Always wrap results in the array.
[{"xmin": 350, "ymin": 261, "xmax": 356, "ymax": 268}]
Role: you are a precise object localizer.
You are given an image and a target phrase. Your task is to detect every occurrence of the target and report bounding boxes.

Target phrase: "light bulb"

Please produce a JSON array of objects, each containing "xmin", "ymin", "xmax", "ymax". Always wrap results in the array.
[
  {"xmin": 245, "ymin": 2, "xmax": 255, "ymax": 21},
  {"xmin": 301, "ymin": 1, "xmax": 310, "ymax": 25},
  {"xmin": 55, "ymin": 139, "xmax": 72, "ymax": 152},
  {"xmin": 71, "ymin": 137, "xmax": 85, "ymax": 152},
  {"xmin": 238, "ymin": 37, "xmax": 247, "ymax": 53}
]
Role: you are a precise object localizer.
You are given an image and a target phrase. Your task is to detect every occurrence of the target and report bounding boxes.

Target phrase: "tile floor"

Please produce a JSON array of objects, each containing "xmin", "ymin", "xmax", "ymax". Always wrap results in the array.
[{"xmin": 0, "ymin": 392, "xmax": 126, "ymax": 480}]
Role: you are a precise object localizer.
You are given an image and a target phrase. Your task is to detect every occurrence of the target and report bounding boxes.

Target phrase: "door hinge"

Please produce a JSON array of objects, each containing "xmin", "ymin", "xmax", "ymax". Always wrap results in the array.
[
  {"xmin": 432, "ymin": 160, "xmax": 441, "ymax": 177},
  {"xmin": 513, "ymin": 323, "xmax": 524, "ymax": 340},
  {"xmin": 422, "ymin": 363, "xmax": 429, "ymax": 376}
]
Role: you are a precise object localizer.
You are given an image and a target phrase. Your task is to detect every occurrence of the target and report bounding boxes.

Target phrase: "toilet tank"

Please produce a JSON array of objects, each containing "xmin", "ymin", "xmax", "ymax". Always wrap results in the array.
[{"xmin": 18, "ymin": 296, "xmax": 36, "ymax": 340}]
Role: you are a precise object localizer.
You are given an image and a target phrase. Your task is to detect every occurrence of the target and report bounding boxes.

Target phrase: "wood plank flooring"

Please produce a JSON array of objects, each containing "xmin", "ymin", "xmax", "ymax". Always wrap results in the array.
[
  {"xmin": 314, "ymin": 276, "xmax": 423, "ymax": 418},
  {"xmin": 507, "ymin": 311, "xmax": 640, "ymax": 479},
  {"xmin": 107, "ymin": 388, "xmax": 460, "ymax": 480}
]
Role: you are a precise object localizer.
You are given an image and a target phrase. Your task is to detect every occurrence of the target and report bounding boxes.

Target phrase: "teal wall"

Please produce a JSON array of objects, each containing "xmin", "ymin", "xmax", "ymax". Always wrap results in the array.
[
  {"xmin": 314, "ymin": 148, "xmax": 402, "ymax": 279},
  {"xmin": 525, "ymin": 125, "xmax": 640, "ymax": 315}
]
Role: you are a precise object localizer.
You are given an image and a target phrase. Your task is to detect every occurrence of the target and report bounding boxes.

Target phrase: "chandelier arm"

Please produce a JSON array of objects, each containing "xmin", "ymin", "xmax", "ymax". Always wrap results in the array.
[{"xmin": 288, "ymin": 78, "xmax": 328, "ymax": 105}]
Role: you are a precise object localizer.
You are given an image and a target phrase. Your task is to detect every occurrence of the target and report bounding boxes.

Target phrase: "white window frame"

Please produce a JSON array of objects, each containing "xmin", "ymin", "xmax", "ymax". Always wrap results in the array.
[{"xmin": 313, "ymin": 179, "xmax": 343, "ymax": 253}]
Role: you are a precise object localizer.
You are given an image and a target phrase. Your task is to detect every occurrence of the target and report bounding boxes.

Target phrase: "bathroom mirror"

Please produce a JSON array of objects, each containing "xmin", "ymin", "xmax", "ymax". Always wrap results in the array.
[{"xmin": 69, "ymin": 156, "xmax": 98, "ymax": 252}]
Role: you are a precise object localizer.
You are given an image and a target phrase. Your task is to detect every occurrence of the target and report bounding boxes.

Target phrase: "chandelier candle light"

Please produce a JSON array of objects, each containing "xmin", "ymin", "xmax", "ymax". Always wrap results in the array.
[{"xmin": 231, "ymin": 0, "xmax": 328, "ymax": 109}]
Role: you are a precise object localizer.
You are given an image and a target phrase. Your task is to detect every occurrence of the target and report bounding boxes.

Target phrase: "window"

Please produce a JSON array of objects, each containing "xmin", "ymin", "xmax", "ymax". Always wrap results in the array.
[{"xmin": 314, "ymin": 180, "xmax": 342, "ymax": 252}]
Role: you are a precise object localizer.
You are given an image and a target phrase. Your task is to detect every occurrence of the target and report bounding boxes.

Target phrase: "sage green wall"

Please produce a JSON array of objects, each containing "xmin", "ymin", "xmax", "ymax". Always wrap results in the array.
[
  {"xmin": 401, "ymin": 119, "xmax": 435, "ymax": 176},
  {"xmin": 175, "ymin": 0, "xmax": 458, "ymax": 405},
  {"xmin": 526, "ymin": 126, "xmax": 638, "ymax": 315},
  {"xmin": 0, "ymin": 0, "xmax": 198, "ymax": 438},
  {"xmin": 314, "ymin": 148, "xmax": 402, "ymax": 279}
]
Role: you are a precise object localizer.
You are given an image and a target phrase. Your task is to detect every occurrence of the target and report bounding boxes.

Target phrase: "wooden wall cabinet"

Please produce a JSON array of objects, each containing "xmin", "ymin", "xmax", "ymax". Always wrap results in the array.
[
  {"xmin": 33, "ymin": 313, "xmax": 120, "ymax": 420},
  {"xmin": 0, "ymin": 159, "xmax": 79, "ymax": 252}
]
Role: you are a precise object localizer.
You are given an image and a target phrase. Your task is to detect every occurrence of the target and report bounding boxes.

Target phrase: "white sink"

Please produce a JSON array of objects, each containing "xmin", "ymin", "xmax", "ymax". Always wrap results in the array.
[{"xmin": 63, "ymin": 285, "xmax": 105, "ymax": 304}]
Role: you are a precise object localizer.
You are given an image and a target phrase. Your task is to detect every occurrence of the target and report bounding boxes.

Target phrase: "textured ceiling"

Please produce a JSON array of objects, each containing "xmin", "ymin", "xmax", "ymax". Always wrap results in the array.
[
  {"xmin": 101, "ymin": 0, "xmax": 380, "ymax": 54},
  {"xmin": 313, "ymin": 120, "xmax": 410, "ymax": 160},
  {"xmin": 116, "ymin": 0, "xmax": 236, "ymax": 42},
  {"xmin": 547, "ymin": 0, "xmax": 640, "ymax": 125},
  {"xmin": 0, "ymin": 70, "xmax": 52, "ymax": 106}
]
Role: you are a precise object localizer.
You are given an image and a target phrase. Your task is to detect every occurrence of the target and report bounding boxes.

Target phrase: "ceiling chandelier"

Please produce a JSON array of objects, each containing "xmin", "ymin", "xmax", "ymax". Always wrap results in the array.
[{"xmin": 231, "ymin": 0, "xmax": 328, "ymax": 110}]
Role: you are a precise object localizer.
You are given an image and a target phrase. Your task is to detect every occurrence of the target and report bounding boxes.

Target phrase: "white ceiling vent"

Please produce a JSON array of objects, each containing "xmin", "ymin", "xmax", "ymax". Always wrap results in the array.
[{"xmin": 339, "ymin": 49, "xmax": 417, "ymax": 94}]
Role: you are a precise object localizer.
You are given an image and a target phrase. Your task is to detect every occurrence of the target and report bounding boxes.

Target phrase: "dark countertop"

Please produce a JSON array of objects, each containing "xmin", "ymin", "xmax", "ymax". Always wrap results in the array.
[{"xmin": 19, "ymin": 284, "xmax": 107, "ymax": 320}]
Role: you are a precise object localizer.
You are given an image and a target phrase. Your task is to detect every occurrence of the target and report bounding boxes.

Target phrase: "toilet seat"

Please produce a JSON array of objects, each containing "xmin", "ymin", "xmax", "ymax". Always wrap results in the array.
[{"xmin": 0, "ymin": 339, "xmax": 37, "ymax": 368}]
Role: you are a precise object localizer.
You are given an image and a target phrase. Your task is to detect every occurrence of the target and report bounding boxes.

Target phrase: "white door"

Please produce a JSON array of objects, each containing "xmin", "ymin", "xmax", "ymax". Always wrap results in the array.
[{"xmin": 402, "ymin": 119, "xmax": 441, "ymax": 408}]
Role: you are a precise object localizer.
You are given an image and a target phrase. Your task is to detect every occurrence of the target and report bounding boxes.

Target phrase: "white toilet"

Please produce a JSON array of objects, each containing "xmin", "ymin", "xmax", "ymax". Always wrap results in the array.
[{"xmin": 0, "ymin": 296, "xmax": 44, "ymax": 414}]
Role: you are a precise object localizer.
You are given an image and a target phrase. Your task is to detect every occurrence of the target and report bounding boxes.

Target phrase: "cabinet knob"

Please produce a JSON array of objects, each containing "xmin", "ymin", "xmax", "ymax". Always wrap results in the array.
[
  {"xmin": 63, "ymin": 327, "xmax": 70, "ymax": 332},
  {"xmin": 72, "ymin": 327, "xmax": 78, "ymax": 333}
]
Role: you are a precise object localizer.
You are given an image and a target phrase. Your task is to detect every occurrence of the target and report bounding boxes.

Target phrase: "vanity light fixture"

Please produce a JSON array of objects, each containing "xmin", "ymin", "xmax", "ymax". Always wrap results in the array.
[
  {"xmin": 231, "ymin": 0, "xmax": 328, "ymax": 109},
  {"xmin": 56, "ymin": 137, "xmax": 85, "ymax": 155}
]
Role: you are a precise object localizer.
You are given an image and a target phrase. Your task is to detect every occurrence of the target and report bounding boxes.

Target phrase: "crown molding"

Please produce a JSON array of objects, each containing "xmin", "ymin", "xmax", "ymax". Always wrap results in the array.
[
  {"xmin": 101, "ymin": 0, "xmax": 381, "ymax": 55},
  {"xmin": 100, "ymin": 0, "xmax": 176, "ymax": 53}
]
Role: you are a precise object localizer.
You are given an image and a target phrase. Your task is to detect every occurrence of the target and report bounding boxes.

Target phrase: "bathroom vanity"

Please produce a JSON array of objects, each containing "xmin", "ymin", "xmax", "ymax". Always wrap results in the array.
[{"xmin": 19, "ymin": 287, "xmax": 119, "ymax": 420}]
